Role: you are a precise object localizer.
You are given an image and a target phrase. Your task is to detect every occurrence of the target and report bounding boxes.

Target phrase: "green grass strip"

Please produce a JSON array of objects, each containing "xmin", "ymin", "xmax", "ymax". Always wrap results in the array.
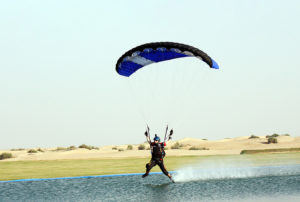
[
  {"xmin": 0, "ymin": 156, "xmax": 204, "ymax": 181},
  {"xmin": 1, "ymin": 153, "xmax": 300, "ymax": 181},
  {"xmin": 240, "ymin": 148, "xmax": 300, "ymax": 154}
]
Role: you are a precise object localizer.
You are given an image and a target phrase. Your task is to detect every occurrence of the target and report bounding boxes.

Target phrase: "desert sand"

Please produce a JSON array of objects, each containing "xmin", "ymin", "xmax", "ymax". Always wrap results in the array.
[{"xmin": 1, "ymin": 136, "xmax": 300, "ymax": 161}]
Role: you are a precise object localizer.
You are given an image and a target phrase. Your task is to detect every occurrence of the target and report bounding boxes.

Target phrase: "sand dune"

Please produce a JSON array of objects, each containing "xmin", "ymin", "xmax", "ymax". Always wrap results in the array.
[{"xmin": 1, "ymin": 136, "xmax": 300, "ymax": 161}]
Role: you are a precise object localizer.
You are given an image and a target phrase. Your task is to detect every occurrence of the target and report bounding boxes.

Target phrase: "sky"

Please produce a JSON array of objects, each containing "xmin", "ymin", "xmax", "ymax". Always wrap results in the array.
[{"xmin": 0, "ymin": 0, "xmax": 299, "ymax": 149}]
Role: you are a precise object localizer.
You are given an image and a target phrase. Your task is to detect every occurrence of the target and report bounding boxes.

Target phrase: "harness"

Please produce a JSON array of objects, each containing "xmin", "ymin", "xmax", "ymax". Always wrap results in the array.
[{"xmin": 151, "ymin": 143, "xmax": 165, "ymax": 159}]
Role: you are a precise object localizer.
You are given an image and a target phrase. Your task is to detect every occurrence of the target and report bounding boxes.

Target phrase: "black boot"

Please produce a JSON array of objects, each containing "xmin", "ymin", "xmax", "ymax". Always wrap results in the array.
[
  {"xmin": 168, "ymin": 174, "xmax": 175, "ymax": 183},
  {"xmin": 142, "ymin": 173, "xmax": 149, "ymax": 178}
]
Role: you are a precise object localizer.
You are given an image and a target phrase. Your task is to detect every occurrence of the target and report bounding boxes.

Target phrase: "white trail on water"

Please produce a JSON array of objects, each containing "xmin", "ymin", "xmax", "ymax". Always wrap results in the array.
[{"xmin": 173, "ymin": 160, "xmax": 300, "ymax": 182}]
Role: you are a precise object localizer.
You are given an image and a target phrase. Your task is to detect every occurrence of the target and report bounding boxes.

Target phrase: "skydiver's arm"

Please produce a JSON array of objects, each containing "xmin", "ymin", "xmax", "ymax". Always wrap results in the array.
[
  {"xmin": 163, "ymin": 125, "xmax": 168, "ymax": 143},
  {"xmin": 144, "ymin": 127, "xmax": 151, "ymax": 144},
  {"xmin": 166, "ymin": 129, "xmax": 173, "ymax": 142}
]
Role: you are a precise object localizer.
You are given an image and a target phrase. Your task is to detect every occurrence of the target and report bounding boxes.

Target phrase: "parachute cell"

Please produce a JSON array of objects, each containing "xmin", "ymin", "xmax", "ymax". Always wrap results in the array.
[{"xmin": 116, "ymin": 42, "xmax": 219, "ymax": 77}]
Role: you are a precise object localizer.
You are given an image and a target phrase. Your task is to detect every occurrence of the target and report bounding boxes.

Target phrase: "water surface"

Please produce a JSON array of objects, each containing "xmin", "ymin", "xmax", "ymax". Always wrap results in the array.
[{"xmin": 1, "ymin": 164, "xmax": 300, "ymax": 201}]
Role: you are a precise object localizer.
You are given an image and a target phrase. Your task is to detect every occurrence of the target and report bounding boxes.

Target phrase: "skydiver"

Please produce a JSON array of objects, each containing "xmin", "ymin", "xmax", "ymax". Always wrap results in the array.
[{"xmin": 142, "ymin": 127, "xmax": 174, "ymax": 183}]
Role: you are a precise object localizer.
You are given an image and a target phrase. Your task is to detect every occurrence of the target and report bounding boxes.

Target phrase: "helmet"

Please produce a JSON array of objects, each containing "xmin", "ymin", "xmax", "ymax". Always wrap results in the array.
[{"xmin": 153, "ymin": 134, "xmax": 160, "ymax": 142}]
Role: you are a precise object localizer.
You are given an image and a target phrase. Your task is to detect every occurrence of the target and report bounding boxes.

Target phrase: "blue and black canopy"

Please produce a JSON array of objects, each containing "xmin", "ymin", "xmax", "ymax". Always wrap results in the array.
[{"xmin": 116, "ymin": 42, "xmax": 219, "ymax": 77}]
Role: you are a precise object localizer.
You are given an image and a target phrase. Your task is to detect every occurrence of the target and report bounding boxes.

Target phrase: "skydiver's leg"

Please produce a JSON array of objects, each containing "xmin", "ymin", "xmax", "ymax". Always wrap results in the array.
[
  {"xmin": 157, "ymin": 159, "xmax": 169, "ymax": 176},
  {"xmin": 142, "ymin": 159, "xmax": 157, "ymax": 178},
  {"xmin": 157, "ymin": 159, "xmax": 174, "ymax": 183}
]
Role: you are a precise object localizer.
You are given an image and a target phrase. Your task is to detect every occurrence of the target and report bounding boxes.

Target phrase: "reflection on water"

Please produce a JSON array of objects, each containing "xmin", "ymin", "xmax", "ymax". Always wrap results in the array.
[{"xmin": 1, "ymin": 164, "xmax": 300, "ymax": 202}]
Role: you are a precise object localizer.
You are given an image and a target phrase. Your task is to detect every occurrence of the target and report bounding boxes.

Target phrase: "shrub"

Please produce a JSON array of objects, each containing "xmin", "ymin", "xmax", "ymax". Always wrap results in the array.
[
  {"xmin": 171, "ymin": 142, "xmax": 181, "ymax": 149},
  {"xmin": 112, "ymin": 147, "xmax": 118, "ymax": 150},
  {"xmin": 79, "ymin": 144, "xmax": 98, "ymax": 150},
  {"xmin": 68, "ymin": 145, "xmax": 77, "ymax": 150},
  {"xmin": 202, "ymin": 139, "xmax": 208, "ymax": 141},
  {"xmin": 37, "ymin": 148, "xmax": 44, "ymax": 152},
  {"xmin": 118, "ymin": 148, "xmax": 124, "ymax": 152},
  {"xmin": 55, "ymin": 147, "xmax": 67, "ymax": 151},
  {"xmin": 127, "ymin": 145, "xmax": 133, "ymax": 150},
  {"xmin": 0, "ymin": 152, "xmax": 13, "ymax": 160},
  {"xmin": 10, "ymin": 148, "xmax": 25, "ymax": 151},
  {"xmin": 240, "ymin": 150, "xmax": 247, "ymax": 154},
  {"xmin": 189, "ymin": 146, "xmax": 209, "ymax": 150},
  {"xmin": 283, "ymin": 134, "xmax": 290, "ymax": 136},
  {"xmin": 268, "ymin": 137, "xmax": 278, "ymax": 144},
  {"xmin": 138, "ymin": 144, "xmax": 145, "ymax": 150},
  {"xmin": 28, "ymin": 149, "xmax": 37, "ymax": 153},
  {"xmin": 249, "ymin": 135, "xmax": 259, "ymax": 139},
  {"xmin": 79, "ymin": 144, "xmax": 89, "ymax": 149},
  {"xmin": 266, "ymin": 134, "xmax": 280, "ymax": 138}
]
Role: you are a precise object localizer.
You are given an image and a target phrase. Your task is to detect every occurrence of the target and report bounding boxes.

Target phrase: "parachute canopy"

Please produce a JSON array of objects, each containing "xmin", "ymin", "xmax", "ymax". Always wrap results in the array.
[{"xmin": 116, "ymin": 42, "xmax": 219, "ymax": 77}]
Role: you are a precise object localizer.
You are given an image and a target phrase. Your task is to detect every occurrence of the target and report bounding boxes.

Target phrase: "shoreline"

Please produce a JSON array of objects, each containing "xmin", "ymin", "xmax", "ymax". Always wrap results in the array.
[{"xmin": 0, "ymin": 172, "xmax": 169, "ymax": 183}]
